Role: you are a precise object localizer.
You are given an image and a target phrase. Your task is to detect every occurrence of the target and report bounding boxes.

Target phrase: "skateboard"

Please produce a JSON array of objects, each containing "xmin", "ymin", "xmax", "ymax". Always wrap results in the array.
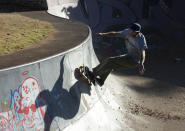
[{"xmin": 75, "ymin": 66, "xmax": 95, "ymax": 86}]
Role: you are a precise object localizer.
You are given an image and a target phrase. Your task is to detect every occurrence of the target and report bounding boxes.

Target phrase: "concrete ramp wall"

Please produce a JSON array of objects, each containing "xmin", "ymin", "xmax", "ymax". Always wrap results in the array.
[
  {"xmin": 0, "ymin": 29, "xmax": 102, "ymax": 130},
  {"xmin": 46, "ymin": 0, "xmax": 185, "ymax": 43},
  {"xmin": 46, "ymin": 0, "xmax": 137, "ymax": 32}
]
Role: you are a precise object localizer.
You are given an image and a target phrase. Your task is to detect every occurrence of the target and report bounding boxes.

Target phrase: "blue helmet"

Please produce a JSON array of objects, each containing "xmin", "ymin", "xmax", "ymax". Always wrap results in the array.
[{"xmin": 130, "ymin": 23, "xmax": 141, "ymax": 32}]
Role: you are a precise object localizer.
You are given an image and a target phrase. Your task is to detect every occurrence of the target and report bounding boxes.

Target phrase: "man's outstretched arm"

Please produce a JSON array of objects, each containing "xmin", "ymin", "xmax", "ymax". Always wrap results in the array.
[
  {"xmin": 139, "ymin": 50, "xmax": 146, "ymax": 75},
  {"xmin": 97, "ymin": 32, "xmax": 122, "ymax": 37},
  {"xmin": 141, "ymin": 50, "xmax": 146, "ymax": 65}
]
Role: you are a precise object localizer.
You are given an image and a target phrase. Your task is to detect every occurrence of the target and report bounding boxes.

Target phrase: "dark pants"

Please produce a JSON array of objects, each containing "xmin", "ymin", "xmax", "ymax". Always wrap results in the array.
[{"xmin": 93, "ymin": 54, "xmax": 137, "ymax": 83}]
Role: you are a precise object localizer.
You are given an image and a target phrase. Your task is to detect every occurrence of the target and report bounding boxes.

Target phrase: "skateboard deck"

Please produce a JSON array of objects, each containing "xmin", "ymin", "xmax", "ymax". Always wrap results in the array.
[
  {"xmin": 75, "ymin": 66, "xmax": 95, "ymax": 86},
  {"xmin": 75, "ymin": 66, "xmax": 104, "ymax": 86}
]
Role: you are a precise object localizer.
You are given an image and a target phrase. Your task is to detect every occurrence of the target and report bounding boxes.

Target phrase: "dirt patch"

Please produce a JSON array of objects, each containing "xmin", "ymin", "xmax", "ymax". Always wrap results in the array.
[
  {"xmin": 128, "ymin": 102, "xmax": 185, "ymax": 120},
  {"xmin": 0, "ymin": 13, "xmax": 54, "ymax": 55},
  {"xmin": 0, "ymin": 11, "xmax": 89, "ymax": 69}
]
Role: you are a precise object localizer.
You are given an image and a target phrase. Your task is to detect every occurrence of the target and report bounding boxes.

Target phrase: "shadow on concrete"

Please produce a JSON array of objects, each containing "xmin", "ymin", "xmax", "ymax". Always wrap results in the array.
[
  {"xmin": 120, "ymin": 75, "xmax": 181, "ymax": 97},
  {"xmin": 35, "ymin": 57, "xmax": 91, "ymax": 131},
  {"xmin": 58, "ymin": 0, "xmax": 137, "ymax": 33},
  {"xmin": 112, "ymin": 46, "xmax": 185, "ymax": 88},
  {"xmin": 59, "ymin": 0, "xmax": 88, "ymax": 25}
]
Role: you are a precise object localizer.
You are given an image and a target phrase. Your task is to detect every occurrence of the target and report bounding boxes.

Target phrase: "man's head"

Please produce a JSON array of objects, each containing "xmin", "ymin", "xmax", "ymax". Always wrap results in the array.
[{"xmin": 130, "ymin": 23, "xmax": 141, "ymax": 37}]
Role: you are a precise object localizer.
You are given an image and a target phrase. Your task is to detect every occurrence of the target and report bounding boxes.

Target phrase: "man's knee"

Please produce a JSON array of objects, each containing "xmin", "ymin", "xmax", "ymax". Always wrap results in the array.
[
  {"xmin": 103, "ymin": 57, "xmax": 112, "ymax": 64},
  {"xmin": 105, "ymin": 57, "xmax": 116, "ymax": 66}
]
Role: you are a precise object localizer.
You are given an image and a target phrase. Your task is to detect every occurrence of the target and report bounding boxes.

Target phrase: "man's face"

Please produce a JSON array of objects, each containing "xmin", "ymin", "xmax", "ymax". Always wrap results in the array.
[{"xmin": 130, "ymin": 30, "xmax": 139, "ymax": 37}]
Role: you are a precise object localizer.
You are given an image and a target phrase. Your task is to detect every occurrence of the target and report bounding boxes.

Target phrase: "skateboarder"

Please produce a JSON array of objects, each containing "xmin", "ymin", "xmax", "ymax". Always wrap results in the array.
[{"xmin": 91, "ymin": 23, "xmax": 148, "ymax": 86}]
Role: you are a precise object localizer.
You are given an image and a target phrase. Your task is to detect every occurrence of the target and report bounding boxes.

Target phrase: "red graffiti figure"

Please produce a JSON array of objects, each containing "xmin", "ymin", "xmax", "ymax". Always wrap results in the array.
[{"xmin": 0, "ymin": 77, "xmax": 46, "ymax": 131}]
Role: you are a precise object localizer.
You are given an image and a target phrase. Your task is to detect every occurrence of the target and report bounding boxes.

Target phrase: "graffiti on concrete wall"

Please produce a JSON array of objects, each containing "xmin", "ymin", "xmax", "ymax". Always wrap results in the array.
[{"xmin": 0, "ymin": 77, "xmax": 46, "ymax": 131}]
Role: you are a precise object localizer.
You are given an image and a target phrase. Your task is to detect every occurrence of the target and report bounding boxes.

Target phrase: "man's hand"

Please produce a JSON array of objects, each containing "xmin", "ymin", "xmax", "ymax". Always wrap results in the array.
[
  {"xmin": 139, "ymin": 50, "xmax": 146, "ymax": 75},
  {"xmin": 139, "ymin": 63, "xmax": 145, "ymax": 75},
  {"xmin": 96, "ymin": 33, "xmax": 104, "ymax": 37}
]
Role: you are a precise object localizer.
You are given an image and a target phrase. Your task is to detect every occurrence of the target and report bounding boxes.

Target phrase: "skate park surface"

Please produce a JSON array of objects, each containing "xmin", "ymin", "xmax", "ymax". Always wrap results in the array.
[{"xmin": 0, "ymin": 0, "xmax": 185, "ymax": 131}]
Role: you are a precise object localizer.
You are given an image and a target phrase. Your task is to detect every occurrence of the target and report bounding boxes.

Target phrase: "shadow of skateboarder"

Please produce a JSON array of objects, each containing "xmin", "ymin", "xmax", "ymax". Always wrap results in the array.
[{"xmin": 35, "ymin": 57, "xmax": 91, "ymax": 131}]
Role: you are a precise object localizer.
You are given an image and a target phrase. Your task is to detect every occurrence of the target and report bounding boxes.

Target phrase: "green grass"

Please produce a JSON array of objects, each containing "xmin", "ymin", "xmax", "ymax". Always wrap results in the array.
[{"xmin": 0, "ymin": 13, "xmax": 54, "ymax": 55}]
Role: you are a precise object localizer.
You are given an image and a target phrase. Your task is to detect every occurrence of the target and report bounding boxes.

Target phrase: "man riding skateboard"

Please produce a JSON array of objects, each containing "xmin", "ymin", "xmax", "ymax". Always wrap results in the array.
[{"xmin": 88, "ymin": 23, "xmax": 148, "ymax": 86}]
